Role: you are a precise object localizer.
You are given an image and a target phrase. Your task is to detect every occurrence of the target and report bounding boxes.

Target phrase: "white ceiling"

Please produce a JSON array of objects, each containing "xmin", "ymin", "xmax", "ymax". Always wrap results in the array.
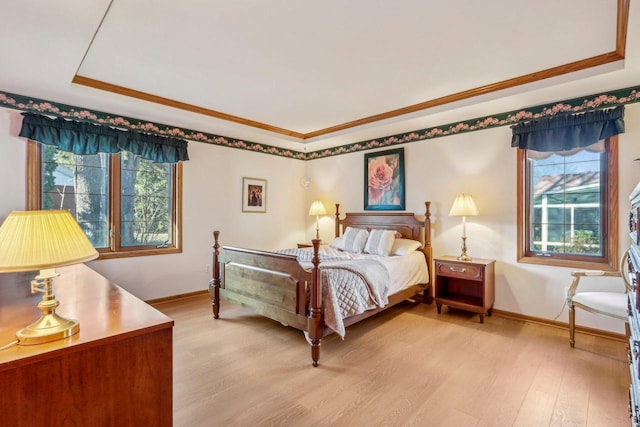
[{"xmin": 1, "ymin": 0, "xmax": 638, "ymax": 150}]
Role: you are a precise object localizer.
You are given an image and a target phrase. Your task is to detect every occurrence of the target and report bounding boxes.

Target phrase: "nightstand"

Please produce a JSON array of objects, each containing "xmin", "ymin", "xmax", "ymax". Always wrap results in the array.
[{"xmin": 434, "ymin": 255, "xmax": 495, "ymax": 323}]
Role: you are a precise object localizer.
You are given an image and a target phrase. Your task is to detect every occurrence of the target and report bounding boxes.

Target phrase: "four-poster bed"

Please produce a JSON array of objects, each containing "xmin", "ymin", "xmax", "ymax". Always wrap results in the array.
[{"xmin": 209, "ymin": 202, "xmax": 433, "ymax": 366}]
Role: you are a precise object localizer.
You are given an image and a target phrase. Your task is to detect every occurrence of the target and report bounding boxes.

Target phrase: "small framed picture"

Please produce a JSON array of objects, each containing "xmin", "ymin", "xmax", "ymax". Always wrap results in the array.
[
  {"xmin": 242, "ymin": 177, "xmax": 267, "ymax": 213},
  {"xmin": 364, "ymin": 147, "xmax": 405, "ymax": 210}
]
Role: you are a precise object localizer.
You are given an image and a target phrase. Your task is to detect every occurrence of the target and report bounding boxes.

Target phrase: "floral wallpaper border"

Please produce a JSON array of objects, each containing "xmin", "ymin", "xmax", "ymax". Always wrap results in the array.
[
  {"xmin": 307, "ymin": 86, "xmax": 640, "ymax": 159},
  {"xmin": 0, "ymin": 91, "xmax": 307, "ymax": 160},
  {"xmin": 1, "ymin": 85, "xmax": 639, "ymax": 161}
]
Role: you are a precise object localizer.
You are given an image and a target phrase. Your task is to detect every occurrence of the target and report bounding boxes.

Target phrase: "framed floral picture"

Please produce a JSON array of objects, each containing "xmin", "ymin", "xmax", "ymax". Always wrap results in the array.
[
  {"xmin": 364, "ymin": 148, "xmax": 405, "ymax": 210},
  {"xmin": 242, "ymin": 177, "xmax": 267, "ymax": 213}
]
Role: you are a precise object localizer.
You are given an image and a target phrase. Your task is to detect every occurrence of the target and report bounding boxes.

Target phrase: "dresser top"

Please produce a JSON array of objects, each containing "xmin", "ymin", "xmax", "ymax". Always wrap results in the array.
[{"xmin": 0, "ymin": 264, "xmax": 173, "ymax": 366}]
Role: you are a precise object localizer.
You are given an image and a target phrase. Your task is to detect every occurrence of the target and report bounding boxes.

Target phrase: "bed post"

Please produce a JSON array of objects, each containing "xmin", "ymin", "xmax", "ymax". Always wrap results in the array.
[
  {"xmin": 308, "ymin": 238, "xmax": 323, "ymax": 367},
  {"xmin": 423, "ymin": 202, "xmax": 434, "ymax": 304},
  {"xmin": 210, "ymin": 230, "xmax": 221, "ymax": 319},
  {"xmin": 424, "ymin": 201, "xmax": 432, "ymax": 248},
  {"xmin": 334, "ymin": 203, "xmax": 341, "ymax": 238}
]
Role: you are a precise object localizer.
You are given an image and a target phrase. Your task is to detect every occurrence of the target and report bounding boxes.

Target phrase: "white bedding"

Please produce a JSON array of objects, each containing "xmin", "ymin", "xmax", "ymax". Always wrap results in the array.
[
  {"xmin": 274, "ymin": 245, "xmax": 429, "ymax": 337},
  {"xmin": 280, "ymin": 245, "xmax": 429, "ymax": 294}
]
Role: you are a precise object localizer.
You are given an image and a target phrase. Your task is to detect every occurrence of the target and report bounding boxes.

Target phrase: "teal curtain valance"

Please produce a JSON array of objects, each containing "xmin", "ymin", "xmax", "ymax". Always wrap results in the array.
[
  {"xmin": 19, "ymin": 113, "xmax": 189, "ymax": 163},
  {"xmin": 510, "ymin": 105, "xmax": 625, "ymax": 152}
]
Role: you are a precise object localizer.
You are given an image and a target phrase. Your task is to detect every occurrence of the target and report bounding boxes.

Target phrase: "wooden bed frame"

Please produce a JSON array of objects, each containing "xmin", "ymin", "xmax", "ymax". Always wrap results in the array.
[{"xmin": 209, "ymin": 202, "xmax": 432, "ymax": 366}]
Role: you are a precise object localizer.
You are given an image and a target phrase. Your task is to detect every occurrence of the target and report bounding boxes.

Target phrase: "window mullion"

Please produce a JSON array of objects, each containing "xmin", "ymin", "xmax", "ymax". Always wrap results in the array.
[
  {"xmin": 26, "ymin": 141, "xmax": 42, "ymax": 210},
  {"xmin": 172, "ymin": 162, "xmax": 182, "ymax": 250},
  {"xmin": 111, "ymin": 153, "xmax": 121, "ymax": 252}
]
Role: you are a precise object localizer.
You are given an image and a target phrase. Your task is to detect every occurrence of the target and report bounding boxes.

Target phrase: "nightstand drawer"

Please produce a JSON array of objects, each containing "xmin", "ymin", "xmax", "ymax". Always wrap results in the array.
[{"xmin": 435, "ymin": 261, "xmax": 483, "ymax": 281}]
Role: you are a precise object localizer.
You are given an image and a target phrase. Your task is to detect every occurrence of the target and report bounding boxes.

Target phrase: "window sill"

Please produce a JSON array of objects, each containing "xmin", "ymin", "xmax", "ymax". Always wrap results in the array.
[
  {"xmin": 517, "ymin": 254, "xmax": 617, "ymax": 271},
  {"xmin": 96, "ymin": 247, "xmax": 182, "ymax": 260}
]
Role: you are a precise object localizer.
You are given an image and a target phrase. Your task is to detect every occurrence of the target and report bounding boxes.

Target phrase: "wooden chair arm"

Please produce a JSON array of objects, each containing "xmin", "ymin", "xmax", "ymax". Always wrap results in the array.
[
  {"xmin": 568, "ymin": 249, "xmax": 632, "ymax": 298},
  {"xmin": 566, "ymin": 275, "xmax": 581, "ymax": 300},
  {"xmin": 567, "ymin": 270, "xmax": 622, "ymax": 300},
  {"xmin": 570, "ymin": 271, "xmax": 621, "ymax": 278}
]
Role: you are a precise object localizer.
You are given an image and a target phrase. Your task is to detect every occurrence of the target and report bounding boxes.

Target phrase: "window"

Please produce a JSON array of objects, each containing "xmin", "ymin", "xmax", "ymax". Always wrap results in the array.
[
  {"xmin": 517, "ymin": 136, "xmax": 618, "ymax": 270},
  {"xmin": 27, "ymin": 141, "xmax": 182, "ymax": 259}
]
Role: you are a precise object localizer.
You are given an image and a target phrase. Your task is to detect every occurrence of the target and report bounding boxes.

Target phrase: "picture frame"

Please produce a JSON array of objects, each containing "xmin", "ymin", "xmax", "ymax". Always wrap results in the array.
[
  {"xmin": 242, "ymin": 177, "xmax": 267, "ymax": 213},
  {"xmin": 364, "ymin": 147, "xmax": 405, "ymax": 211}
]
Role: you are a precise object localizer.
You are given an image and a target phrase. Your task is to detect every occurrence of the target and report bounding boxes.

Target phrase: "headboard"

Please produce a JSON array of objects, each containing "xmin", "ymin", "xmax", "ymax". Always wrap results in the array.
[{"xmin": 334, "ymin": 202, "xmax": 432, "ymax": 249}]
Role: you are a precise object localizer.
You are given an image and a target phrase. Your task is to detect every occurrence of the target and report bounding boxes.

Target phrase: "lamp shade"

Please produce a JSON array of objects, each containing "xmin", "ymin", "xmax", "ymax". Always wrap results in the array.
[
  {"xmin": 0, "ymin": 210, "xmax": 98, "ymax": 273},
  {"xmin": 308, "ymin": 201, "xmax": 327, "ymax": 216},
  {"xmin": 449, "ymin": 194, "xmax": 479, "ymax": 217}
]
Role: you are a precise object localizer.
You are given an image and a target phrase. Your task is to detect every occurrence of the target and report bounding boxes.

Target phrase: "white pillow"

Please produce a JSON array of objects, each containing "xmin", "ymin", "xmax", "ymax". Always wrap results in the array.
[
  {"xmin": 330, "ymin": 235, "xmax": 345, "ymax": 250},
  {"xmin": 341, "ymin": 227, "xmax": 369, "ymax": 253},
  {"xmin": 364, "ymin": 229, "xmax": 396, "ymax": 256},
  {"xmin": 390, "ymin": 238, "xmax": 422, "ymax": 256}
]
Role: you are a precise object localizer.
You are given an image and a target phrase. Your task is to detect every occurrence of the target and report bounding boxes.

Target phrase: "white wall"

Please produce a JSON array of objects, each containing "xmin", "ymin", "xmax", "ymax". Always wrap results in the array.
[
  {"xmin": 0, "ymin": 109, "xmax": 307, "ymax": 300},
  {"xmin": 304, "ymin": 103, "xmax": 640, "ymax": 333},
  {"xmin": 2, "ymin": 101, "xmax": 639, "ymax": 333}
]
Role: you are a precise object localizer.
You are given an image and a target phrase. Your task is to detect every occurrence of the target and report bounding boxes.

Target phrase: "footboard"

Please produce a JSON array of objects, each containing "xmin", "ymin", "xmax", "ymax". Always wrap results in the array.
[
  {"xmin": 218, "ymin": 246, "xmax": 311, "ymax": 330},
  {"xmin": 210, "ymin": 233, "xmax": 324, "ymax": 366}
]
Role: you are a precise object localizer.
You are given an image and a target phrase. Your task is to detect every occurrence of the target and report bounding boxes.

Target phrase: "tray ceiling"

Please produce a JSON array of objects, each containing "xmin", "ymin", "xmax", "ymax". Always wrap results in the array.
[{"xmin": 0, "ymin": 0, "xmax": 634, "ymax": 146}]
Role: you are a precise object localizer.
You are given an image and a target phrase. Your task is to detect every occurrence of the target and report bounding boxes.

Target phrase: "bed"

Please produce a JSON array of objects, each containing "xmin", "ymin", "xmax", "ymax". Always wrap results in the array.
[{"xmin": 209, "ymin": 202, "xmax": 433, "ymax": 366}]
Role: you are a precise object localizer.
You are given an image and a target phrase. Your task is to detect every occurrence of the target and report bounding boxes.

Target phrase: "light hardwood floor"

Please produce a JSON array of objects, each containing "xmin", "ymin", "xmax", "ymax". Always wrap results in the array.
[{"xmin": 152, "ymin": 293, "xmax": 629, "ymax": 427}]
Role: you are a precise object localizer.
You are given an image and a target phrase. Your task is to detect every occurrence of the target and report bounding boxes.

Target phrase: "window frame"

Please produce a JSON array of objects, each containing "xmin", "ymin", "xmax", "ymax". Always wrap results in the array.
[
  {"xmin": 516, "ymin": 135, "xmax": 618, "ymax": 270},
  {"xmin": 26, "ymin": 140, "xmax": 183, "ymax": 259}
]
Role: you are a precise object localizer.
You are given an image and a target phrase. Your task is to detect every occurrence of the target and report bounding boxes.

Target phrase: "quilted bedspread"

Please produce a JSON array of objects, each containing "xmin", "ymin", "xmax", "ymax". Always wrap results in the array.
[{"xmin": 275, "ymin": 247, "xmax": 389, "ymax": 337}]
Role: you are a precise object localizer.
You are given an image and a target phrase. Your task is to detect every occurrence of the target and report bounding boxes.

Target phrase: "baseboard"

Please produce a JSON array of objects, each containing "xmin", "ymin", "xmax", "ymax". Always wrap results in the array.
[
  {"xmin": 145, "ymin": 291, "xmax": 626, "ymax": 342},
  {"xmin": 146, "ymin": 289, "xmax": 209, "ymax": 306},
  {"xmin": 492, "ymin": 308, "xmax": 626, "ymax": 342}
]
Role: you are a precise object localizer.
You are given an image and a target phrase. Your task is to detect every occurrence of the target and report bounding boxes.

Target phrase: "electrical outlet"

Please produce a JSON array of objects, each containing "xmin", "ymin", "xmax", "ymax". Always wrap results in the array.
[{"xmin": 205, "ymin": 264, "xmax": 211, "ymax": 273}]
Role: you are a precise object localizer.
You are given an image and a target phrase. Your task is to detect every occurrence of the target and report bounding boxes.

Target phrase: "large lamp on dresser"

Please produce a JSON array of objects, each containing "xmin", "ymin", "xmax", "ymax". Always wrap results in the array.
[{"xmin": 0, "ymin": 210, "xmax": 98, "ymax": 345}]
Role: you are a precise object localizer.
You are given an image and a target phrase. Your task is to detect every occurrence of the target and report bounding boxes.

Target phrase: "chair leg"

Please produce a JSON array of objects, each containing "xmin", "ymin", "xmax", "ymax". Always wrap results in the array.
[{"xmin": 569, "ymin": 304, "xmax": 575, "ymax": 348}]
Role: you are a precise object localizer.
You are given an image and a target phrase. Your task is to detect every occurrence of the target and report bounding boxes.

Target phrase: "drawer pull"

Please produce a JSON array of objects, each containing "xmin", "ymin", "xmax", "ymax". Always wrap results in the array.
[{"xmin": 449, "ymin": 267, "xmax": 467, "ymax": 273}]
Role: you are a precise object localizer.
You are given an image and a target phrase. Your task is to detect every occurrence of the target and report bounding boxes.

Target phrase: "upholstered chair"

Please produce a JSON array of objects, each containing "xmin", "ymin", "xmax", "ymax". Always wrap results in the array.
[{"xmin": 567, "ymin": 250, "xmax": 632, "ymax": 347}]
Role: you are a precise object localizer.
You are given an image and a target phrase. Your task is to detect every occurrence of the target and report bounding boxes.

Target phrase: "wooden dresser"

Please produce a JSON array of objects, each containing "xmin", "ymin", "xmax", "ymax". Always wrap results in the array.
[
  {"xmin": 0, "ymin": 264, "xmax": 174, "ymax": 426},
  {"xmin": 628, "ymin": 182, "xmax": 640, "ymax": 426}
]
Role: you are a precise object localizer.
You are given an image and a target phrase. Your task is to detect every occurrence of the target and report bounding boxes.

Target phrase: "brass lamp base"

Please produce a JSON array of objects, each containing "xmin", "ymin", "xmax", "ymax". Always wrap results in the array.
[
  {"xmin": 16, "ymin": 269, "xmax": 80, "ymax": 346},
  {"xmin": 16, "ymin": 313, "xmax": 79, "ymax": 345},
  {"xmin": 457, "ymin": 236, "xmax": 472, "ymax": 261},
  {"xmin": 457, "ymin": 253, "xmax": 472, "ymax": 261}
]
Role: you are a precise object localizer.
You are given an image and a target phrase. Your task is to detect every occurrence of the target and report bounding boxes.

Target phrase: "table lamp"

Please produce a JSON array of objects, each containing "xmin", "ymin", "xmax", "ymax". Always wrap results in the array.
[
  {"xmin": 0, "ymin": 210, "xmax": 98, "ymax": 345},
  {"xmin": 449, "ymin": 194, "xmax": 479, "ymax": 261},
  {"xmin": 308, "ymin": 201, "xmax": 327, "ymax": 240}
]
